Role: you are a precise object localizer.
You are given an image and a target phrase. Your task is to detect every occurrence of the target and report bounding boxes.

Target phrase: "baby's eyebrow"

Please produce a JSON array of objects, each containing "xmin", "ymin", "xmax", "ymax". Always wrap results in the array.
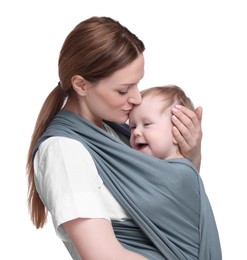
[{"xmin": 141, "ymin": 116, "xmax": 151, "ymax": 121}]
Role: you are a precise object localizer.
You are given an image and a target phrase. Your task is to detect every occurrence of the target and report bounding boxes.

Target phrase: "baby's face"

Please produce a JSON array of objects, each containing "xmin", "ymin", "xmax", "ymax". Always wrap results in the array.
[{"xmin": 129, "ymin": 95, "xmax": 176, "ymax": 159}]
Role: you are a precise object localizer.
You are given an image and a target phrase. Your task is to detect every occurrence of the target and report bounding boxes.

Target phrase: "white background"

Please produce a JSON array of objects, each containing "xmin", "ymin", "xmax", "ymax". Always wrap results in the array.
[{"xmin": 1, "ymin": 0, "xmax": 246, "ymax": 259}]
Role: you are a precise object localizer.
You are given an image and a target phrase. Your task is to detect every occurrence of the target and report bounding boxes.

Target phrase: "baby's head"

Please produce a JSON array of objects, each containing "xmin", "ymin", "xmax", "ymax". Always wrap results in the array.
[
  {"xmin": 129, "ymin": 85, "xmax": 194, "ymax": 159},
  {"xmin": 140, "ymin": 85, "xmax": 194, "ymax": 111}
]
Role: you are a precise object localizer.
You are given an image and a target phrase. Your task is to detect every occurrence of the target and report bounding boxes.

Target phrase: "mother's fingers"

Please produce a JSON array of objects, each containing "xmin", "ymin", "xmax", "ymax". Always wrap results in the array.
[
  {"xmin": 171, "ymin": 105, "xmax": 203, "ymax": 171},
  {"xmin": 195, "ymin": 106, "xmax": 203, "ymax": 123},
  {"xmin": 172, "ymin": 114, "xmax": 195, "ymax": 153},
  {"xmin": 172, "ymin": 124, "xmax": 190, "ymax": 153},
  {"xmin": 172, "ymin": 105, "xmax": 197, "ymax": 132}
]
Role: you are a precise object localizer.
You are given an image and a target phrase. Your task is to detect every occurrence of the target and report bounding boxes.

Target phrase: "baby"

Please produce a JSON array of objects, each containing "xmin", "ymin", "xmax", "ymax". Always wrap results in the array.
[{"xmin": 129, "ymin": 85, "xmax": 194, "ymax": 160}]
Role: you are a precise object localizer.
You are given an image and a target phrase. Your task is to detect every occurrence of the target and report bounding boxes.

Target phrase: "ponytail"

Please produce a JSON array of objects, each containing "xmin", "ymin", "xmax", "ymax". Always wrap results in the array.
[{"xmin": 26, "ymin": 83, "xmax": 67, "ymax": 228}]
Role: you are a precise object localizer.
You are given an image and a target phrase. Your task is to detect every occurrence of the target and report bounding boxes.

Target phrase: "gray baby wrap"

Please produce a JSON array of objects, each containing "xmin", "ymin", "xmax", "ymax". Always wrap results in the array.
[{"xmin": 34, "ymin": 110, "xmax": 221, "ymax": 260}]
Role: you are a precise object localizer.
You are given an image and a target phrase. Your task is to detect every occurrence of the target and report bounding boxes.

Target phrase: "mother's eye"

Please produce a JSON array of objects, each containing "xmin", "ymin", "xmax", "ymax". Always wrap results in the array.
[{"xmin": 118, "ymin": 90, "xmax": 128, "ymax": 95}]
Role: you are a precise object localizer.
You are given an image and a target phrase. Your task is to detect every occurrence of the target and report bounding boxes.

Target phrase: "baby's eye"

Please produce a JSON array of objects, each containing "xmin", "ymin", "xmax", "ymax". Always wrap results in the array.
[
  {"xmin": 129, "ymin": 125, "xmax": 136, "ymax": 130},
  {"xmin": 144, "ymin": 122, "xmax": 153, "ymax": 126}
]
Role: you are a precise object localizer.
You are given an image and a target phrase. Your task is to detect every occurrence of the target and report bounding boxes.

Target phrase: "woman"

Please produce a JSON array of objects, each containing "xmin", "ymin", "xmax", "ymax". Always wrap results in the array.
[{"xmin": 27, "ymin": 16, "xmax": 204, "ymax": 259}]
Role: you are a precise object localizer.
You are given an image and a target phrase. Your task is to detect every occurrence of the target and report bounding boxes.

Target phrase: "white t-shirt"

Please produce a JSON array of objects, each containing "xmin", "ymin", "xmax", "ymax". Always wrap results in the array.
[{"xmin": 34, "ymin": 131, "xmax": 129, "ymax": 241}]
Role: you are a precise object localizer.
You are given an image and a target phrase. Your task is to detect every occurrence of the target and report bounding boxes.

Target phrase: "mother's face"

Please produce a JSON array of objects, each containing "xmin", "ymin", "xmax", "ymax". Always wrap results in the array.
[{"xmin": 84, "ymin": 54, "xmax": 144, "ymax": 124}]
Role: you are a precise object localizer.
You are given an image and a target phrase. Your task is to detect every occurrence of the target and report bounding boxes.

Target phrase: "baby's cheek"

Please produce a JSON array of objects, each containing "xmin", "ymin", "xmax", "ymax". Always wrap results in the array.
[{"xmin": 129, "ymin": 136, "xmax": 134, "ymax": 148}]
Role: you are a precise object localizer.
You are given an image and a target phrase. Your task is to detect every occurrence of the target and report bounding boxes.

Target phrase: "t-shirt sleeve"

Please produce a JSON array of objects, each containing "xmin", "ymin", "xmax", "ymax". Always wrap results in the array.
[{"xmin": 33, "ymin": 136, "xmax": 110, "ymax": 241}]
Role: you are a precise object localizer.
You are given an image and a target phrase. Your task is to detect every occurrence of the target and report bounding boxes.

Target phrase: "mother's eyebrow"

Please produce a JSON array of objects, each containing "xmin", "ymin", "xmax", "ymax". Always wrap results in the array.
[{"xmin": 118, "ymin": 83, "xmax": 137, "ymax": 87}]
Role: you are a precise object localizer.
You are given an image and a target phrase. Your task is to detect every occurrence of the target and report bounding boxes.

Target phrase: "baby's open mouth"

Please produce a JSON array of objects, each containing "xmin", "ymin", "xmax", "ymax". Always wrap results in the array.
[{"xmin": 136, "ymin": 143, "xmax": 148, "ymax": 150}]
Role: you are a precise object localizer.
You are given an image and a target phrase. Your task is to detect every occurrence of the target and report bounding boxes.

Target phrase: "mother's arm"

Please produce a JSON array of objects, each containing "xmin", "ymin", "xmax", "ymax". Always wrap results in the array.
[
  {"xmin": 172, "ymin": 105, "xmax": 203, "ymax": 171},
  {"xmin": 63, "ymin": 218, "xmax": 148, "ymax": 260}
]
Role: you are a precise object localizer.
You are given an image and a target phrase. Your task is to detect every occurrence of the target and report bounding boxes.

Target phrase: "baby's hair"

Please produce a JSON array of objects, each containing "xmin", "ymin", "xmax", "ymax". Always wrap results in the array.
[{"xmin": 140, "ymin": 85, "xmax": 195, "ymax": 111}]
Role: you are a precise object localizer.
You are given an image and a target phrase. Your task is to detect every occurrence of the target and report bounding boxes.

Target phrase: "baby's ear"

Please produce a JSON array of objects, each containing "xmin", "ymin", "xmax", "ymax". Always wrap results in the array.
[{"xmin": 71, "ymin": 75, "xmax": 88, "ymax": 96}]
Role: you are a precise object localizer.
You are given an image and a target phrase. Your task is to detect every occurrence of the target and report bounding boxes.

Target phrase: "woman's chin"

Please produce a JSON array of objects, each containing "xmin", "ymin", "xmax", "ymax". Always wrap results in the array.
[{"xmin": 113, "ymin": 116, "xmax": 129, "ymax": 124}]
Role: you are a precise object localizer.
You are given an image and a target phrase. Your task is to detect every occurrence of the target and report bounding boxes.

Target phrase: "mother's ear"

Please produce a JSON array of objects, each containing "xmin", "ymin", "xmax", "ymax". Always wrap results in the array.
[{"xmin": 71, "ymin": 75, "xmax": 88, "ymax": 96}]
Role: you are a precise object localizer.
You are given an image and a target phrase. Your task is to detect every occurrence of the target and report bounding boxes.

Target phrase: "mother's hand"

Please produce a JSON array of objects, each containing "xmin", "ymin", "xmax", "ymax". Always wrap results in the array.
[{"xmin": 172, "ymin": 105, "xmax": 203, "ymax": 171}]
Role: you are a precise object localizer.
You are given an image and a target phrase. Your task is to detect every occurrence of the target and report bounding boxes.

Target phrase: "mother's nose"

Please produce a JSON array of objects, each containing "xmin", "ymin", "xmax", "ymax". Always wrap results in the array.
[{"xmin": 128, "ymin": 88, "xmax": 142, "ymax": 105}]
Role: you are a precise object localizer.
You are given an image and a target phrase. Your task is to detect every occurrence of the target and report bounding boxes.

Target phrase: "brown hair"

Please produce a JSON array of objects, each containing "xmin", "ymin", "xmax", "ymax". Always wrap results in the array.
[
  {"xmin": 26, "ymin": 16, "xmax": 145, "ymax": 228},
  {"xmin": 141, "ymin": 85, "xmax": 195, "ymax": 112}
]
